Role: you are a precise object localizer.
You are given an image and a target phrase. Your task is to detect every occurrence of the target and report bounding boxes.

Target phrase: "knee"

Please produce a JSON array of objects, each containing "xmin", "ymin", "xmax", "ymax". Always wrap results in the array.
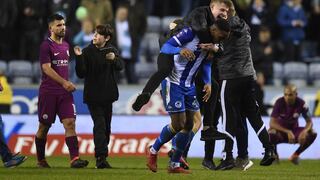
[
  {"xmin": 268, "ymin": 129, "xmax": 278, "ymax": 143},
  {"xmin": 37, "ymin": 123, "xmax": 50, "ymax": 137},
  {"xmin": 308, "ymin": 130, "xmax": 317, "ymax": 140},
  {"xmin": 184, "ymin": 120, "xmax": 194, "ymax": 132},
  {"xmin": 63, "ymin": 119, "xmax": 75, "ymax": 130},
  {"xmin": 171, "ymin": 120, "xmax": 185, "ymax": 132}
]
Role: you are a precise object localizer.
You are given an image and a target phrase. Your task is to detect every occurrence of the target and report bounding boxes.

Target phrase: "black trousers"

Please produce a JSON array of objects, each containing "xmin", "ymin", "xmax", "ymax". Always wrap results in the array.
[
  {"xmin": 195, "ymin": 65, "xmax": 220, "ymax": 128},
  {"xmin": 87, "ymin": 103, "xmax": 113, "ymax": 158},
  {"xmin": 123, "ymin": 59, "xmax": 138, "ymax": 84},
  {"xmin": 142, "ymin": 53, "xmax": 173, "ymax": 94},
  {"xmin": 220, "ymin": 76, "xmax": 272, "ymax": 157},
  {"xmin": 196, "ymin": 67, "xmax": 249, "ymax": 159}
]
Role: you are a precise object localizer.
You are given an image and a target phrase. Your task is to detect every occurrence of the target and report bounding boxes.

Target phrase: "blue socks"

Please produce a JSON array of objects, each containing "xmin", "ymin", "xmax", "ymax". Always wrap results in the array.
[
  {"xmin": 171, "ymin": 132, "xmax": 190, "ymax": 162},
  {"xmin": 152, "ymin": 124, "xmax": 176, "ymax": 152}
]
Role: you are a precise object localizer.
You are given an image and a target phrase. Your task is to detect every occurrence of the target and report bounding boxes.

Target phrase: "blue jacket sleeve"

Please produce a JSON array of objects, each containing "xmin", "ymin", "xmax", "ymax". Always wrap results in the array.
[
  {"xmin": 160, "ymin": 43, "xmax": 182, "ymax": 54},
  {"xmin": 160, "ymin": 27, "xmax": 195, "ymax": 55},
  {"xmin": 201, "ymin": 60, "xmax": 212, "ymax": 84}
]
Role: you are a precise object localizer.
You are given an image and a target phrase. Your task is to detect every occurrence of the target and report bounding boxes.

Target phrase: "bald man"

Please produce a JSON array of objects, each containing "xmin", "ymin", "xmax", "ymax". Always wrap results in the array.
[{"xmin": 269, "ymin": 84, "xmax": 317, "ymax": 165}]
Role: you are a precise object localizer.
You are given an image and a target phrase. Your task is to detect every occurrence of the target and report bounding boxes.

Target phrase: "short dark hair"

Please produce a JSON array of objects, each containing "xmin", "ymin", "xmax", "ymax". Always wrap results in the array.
[
  {"xmin": 96, "ymin": 24, "xmax": 114, "ymax": 38},
  {"xmin": 48, "ymin": 14, "xmax": 64, "ymax": 25},
  {"xmin": 215, "ymin": 18, "xmax": 231, "ymax": 32}
]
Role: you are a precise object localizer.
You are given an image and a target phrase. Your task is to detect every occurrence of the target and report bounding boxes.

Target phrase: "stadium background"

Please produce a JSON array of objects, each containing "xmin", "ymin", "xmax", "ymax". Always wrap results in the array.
[{"xmin": 0, "ymin": 0, "xmax": 320, "ymax": 161}]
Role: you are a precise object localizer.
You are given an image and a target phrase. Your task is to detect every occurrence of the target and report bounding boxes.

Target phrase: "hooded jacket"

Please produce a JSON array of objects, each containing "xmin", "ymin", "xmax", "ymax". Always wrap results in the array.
[
  {"xmin": 75, "ymin": 42, "xmax": 124, "ymax": 104},
  {"xmin": 217, "ymin": 16, "xmax": 256, "ymax": 80}
]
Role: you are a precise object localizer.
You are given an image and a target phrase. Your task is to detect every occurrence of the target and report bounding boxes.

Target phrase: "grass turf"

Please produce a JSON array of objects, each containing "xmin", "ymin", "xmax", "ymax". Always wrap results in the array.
[{"xmin": 0, "ymin": 156, "xmax": 319, "ymax": 180}]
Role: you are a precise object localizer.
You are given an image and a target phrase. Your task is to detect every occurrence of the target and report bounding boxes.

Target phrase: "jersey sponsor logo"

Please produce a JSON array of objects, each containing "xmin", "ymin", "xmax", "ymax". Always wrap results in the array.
[
  {"xmin": 52, "ymin": 59, "xmax": 68, "ymax": 66},
  {"xmin": 54, "ymin": 52, "xmax": 60, "ymax": 56},
  {"xmin": 8, "ymin": 134, "xmax": 171, "ymax": 156}
]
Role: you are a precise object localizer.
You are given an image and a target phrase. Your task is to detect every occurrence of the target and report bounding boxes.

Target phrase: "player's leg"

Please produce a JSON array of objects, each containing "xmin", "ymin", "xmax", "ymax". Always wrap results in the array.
[
  {"xmin": 168, "ymin": 111, "xmax": 193, "ymax": 174},
  {"xmin": 242, "ymin": 77, "xmax": 275, "ymax": 166},
  {"xmin": 132, "ymin": 53, "xmax": 174, "ymax": 111},
  {"xmin": 36, "ymin": 93, "xmax": 55, "ymax": 168},
  {"xmin": 0, "ymin": 115, "xmax": 27, "ymax": 168},
  {"xmin": 146, "ymin": 113, "xmax": 182, "ymax": 172},
  {"xmin": 59, "ymin": 93, "xmax": 88, "ymax": 168},
  {"xmin": 146, "ymin": 80, "xmax": 182, "ymax": 172},
  {"xmin": 268, "ymin": 128, "xmax": 288, "ymax": 163},
  {"xmin": 0, "ymin": 115, "xmax": 12, "ymax": 163},
  {"xmin": 289, "ymin": 128, "xmax": 317, "ymax": 165}
]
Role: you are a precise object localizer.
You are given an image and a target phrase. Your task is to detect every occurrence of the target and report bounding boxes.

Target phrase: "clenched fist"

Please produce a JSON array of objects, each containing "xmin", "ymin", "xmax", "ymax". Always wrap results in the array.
[
  {"xmin": 180, "ymin": 48, "xmax": 195, "ymax": 61},
  {"xmin": 73, "ymin": 46, "xmax": 82, "ymax": 56},
  {"xmin": 106, "ymin": 52, "xmax": 115, "ymax": 60}
]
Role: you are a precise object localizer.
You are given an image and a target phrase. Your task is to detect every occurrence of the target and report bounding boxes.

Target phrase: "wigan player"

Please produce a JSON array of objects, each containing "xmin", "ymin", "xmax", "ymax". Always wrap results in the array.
[
  {"xmin": 35, "ymin": 14, "xmax": 88, "ymax": 168},
  {"xmin": 145, "ymin": 19, "xmax": 230, "ymax": 174}
]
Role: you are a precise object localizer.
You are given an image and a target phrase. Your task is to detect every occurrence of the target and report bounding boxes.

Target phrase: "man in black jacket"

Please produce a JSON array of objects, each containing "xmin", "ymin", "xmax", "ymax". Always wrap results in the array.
[
  {"xmin": 215, "ymin": 15, "xmax": 275, "ymax": 170},
  {"xmin": 132, "ymin": 0, "xmax": 235, "ymax": 112},
  {"xmin": 74, "ymin": 24, "xmax": 124, "ymax": 169}
]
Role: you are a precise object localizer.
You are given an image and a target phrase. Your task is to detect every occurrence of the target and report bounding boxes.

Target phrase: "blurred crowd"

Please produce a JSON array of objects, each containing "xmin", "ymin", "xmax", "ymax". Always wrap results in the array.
[{"xmin": 0, "ymin": 0, "xmax": 319, "ymax": 86}]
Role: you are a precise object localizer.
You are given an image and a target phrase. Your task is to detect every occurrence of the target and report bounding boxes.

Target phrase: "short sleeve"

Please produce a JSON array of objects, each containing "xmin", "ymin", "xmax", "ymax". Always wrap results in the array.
[
  {"xmin": 39, "ymin": 41, "xmax": 51, "ymax": 65},
  {"xmin": 271, "ymin": 99, "xmax": 281, "ymax": 118}
]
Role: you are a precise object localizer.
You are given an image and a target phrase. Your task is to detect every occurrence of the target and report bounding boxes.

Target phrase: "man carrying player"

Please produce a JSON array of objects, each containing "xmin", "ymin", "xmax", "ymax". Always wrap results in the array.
[{"xmin": 145, "ymin": 18, "xmax": 231, "ymax": 174}]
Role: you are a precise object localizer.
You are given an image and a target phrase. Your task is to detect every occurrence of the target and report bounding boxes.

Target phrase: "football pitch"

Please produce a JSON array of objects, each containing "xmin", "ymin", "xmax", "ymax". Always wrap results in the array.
[{"xmin": 0, "ymin": 156, "xmax": 319, "ymax": 180}]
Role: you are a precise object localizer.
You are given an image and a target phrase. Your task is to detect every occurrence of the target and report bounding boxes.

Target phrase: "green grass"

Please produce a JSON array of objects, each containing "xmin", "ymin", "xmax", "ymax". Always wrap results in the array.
[{"xmin": 0, "ymin": 156, "xmax": 319, "ymax": 180}]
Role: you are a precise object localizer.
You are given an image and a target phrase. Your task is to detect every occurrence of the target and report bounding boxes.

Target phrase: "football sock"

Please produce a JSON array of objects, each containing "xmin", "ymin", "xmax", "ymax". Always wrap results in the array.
[
  {"xmin": 152, "ymin": 124, "xmax": 176, "ymax": 152},
  {"xmin": 35, "ymin": 137, "xmax": 46, "ymax": 161},
  {"xmin": 295, "ymin": 133, "xmax": 317, "ymax": 155},
  {"xmin": 65, "ymin": 136, "xmax": 79, "ymax": 160},
  {"xmin": 182, "ymin": 131, "xmax": 195, "ymax": 158},
  {"xmin": 171, "ymin": 132, "xmax": 190, "ymax": 163}
]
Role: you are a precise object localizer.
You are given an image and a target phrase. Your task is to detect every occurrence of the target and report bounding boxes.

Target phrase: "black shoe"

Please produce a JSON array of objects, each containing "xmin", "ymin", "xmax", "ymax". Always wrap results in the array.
[
  {"xmin": 235, "ymin": 156, "xmax": 254, "ymax": 171},
  {"xmin": 200, "ymin": 127, "xmax": 229, "ymax": 141},
  {"xmin": 132, "ymin": 92, "xmax": 151, "ymax": 111},
  {"xmin": 70, "ymin": 158, "xmax": 89, "ymax": 168},
  {"xmin": 260, "ymin": 148, "xmax": 276, "ymax": 166},
  {"xmin": 202, "ymin": 159, "xmax": 216, "ymax": 170},
  {"xmin": 96, "ymin": 156, "xmax": 112, "ymax": 169},
  {"xmin": 215, "ymin": 158, "xmax": 235, "ymax": 170}
]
